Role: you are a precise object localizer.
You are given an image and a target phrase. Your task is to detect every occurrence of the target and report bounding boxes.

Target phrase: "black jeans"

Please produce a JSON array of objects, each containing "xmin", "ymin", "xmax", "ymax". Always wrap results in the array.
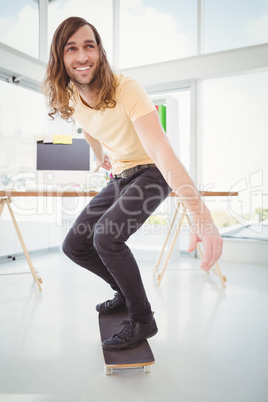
[{"xmin": 62, "ymin": 166, "xmax": 171, "ymax": 322}]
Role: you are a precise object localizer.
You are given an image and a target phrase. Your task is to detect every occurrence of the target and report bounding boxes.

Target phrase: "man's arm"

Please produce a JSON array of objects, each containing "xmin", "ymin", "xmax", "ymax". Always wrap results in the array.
[
  {"xmin": 134, "ymin": 110, "xmax": 223, "ymax": 271},
  {"xmin": 83, "ymin": 130, "xmax": 112, "ymax": 171}
]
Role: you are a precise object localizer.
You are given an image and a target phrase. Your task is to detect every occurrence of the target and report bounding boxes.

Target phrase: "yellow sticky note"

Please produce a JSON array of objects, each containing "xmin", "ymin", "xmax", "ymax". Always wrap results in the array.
[{"xmin": 53, "ymin": 135, "xmax": 72, "ymax": 144}]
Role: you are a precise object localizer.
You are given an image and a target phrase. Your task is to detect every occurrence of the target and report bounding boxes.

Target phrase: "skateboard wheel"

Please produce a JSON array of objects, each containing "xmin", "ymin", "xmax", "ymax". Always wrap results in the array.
[
  {"xmin": 144, "ymin": 365, "xmax": 151, "ymax": 373},
  {"xmin": 105, "ymin": 366, "xmax": 113, "ymax": 375}
]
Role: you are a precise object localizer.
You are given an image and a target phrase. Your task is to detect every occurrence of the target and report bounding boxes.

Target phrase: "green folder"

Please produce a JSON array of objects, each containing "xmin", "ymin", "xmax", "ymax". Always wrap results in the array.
[{"xmin": 157, "ymin": 105, "xmax": 166, "ymax": 131}]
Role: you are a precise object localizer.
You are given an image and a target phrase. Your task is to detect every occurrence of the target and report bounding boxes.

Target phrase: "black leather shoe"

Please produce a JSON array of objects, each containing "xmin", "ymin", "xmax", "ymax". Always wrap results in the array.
[
  {"xmin": 96, "ymin": 292, "xmax": 126, "ymax": 314},
  {"xmin": 102, "ymin": 317, "xmax": 158, "ymax": 350}
]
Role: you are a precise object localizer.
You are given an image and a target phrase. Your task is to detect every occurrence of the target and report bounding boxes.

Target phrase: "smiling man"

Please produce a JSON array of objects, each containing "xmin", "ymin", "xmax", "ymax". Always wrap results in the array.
[{"xmin": 43, "ymin": 17, "xmax": 223, "ymax": 351}]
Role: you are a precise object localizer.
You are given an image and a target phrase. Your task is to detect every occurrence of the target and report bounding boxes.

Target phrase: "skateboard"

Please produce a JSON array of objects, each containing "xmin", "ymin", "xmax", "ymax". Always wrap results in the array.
[{"xmin": 98, "ymin": 310, "xmax": 155, "ymax": 375}]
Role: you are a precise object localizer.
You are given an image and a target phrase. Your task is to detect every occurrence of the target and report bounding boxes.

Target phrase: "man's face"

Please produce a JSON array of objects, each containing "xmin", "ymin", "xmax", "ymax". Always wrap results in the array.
[{"xmin": 63, "ymin": 25, "xmax": 100, "ymax": 87}]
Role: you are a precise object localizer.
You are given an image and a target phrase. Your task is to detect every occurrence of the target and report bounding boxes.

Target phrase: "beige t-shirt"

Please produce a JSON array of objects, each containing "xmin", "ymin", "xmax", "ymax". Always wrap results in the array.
[{"xmin": 72, "ymin": 74, "xmax": 156, "ymax": 174}]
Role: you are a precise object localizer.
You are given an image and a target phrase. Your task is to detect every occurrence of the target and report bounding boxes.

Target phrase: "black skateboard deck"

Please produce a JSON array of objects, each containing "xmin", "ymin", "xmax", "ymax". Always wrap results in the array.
[{"xmin": 98, "ymin": 310, "xmax": 155, "ymax": 375}]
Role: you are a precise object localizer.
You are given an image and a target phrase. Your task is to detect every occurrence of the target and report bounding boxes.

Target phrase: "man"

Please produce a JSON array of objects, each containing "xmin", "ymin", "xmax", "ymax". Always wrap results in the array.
[{"xmin": 43, "ymin": 17, "xmax": 223, "ymax": 350}]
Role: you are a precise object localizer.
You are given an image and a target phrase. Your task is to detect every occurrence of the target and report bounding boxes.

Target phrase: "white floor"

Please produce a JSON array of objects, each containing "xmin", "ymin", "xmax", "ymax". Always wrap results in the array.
[{"xmin": 0, "ymin": 251, "xmax": 267, "ymax": 402}]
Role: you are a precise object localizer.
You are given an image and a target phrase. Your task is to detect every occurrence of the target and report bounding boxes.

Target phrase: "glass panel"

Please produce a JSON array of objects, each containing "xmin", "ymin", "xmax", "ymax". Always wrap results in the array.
[
  {"xmin": 48, "ymin": 0, "xmax": 113, "ymax": 64},
  {"xmin": 119, "ymin": 0, "xmax": 197, "ymax": 68},
  {"xmin": 171, "ymin": 90, "xmax": 191, "ymax": 173},
  {"xmin": 202, "ymin": 72, "xmax": 268, "ymax": 240},
  {"xmin": 0, "ymin": 81, "xmax": 47, "ymax": 186},
  {"xmin": 204, "ymin": 0, "xmax": 268, "ymax": 53},
  {"xmin": 0, "ymin": 0, "xmax": 39, "ymax": 58}
]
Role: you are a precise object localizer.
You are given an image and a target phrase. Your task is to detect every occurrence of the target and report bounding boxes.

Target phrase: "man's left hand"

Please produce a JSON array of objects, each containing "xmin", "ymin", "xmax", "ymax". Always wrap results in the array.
[{"xmin": 187, "ymin": 217, "xmax": 223, "ymax": 271}]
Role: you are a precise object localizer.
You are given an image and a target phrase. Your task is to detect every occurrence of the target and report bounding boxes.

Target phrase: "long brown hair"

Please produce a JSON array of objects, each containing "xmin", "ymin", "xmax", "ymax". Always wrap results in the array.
[{"xmin": 43, "ymin": 17, "xmax": 116, "ymax": 120}]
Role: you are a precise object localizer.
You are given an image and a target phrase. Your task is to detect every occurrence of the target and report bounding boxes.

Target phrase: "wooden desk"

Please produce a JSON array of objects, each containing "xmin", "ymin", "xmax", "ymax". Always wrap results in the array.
[
  {"xmin": 0, "ymin": 190, "xmax": 99, "ymax": 198},
  {"xmin": 0, "ymin": 190, "xmax": 238, "ymax": 291},
  {"xmin": 154, "ymin": 191, "xmax": 238, "ymax": 288},
  {"xmin": 0, "ymin": 190, "xmax": 98, "ymax": 291}
]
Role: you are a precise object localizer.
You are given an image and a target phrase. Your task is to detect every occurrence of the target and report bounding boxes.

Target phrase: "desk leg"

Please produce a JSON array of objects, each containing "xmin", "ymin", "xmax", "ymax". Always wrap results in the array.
[
  {"xmin": 5, "ymin": 198, "xmax": 42, "ymax": 292},
  {"xmin": 153, "ymin": 201, "xmax": 181, "ymax": 277},
  {"xmin": 0, "ymin": 199, "xmax": 5, "ymax": 216},
  {"xmin": 156, "ymin": 205, "xmax": 187, "ymax": 286}
]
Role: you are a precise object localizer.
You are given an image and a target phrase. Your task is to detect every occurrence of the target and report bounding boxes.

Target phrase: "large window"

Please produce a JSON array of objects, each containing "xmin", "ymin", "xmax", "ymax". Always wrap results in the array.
[
  {"xmin": 1, "ymin": 1, "xmax": 268, "ymax": 68},
  {"xmin": 48, "ymin": 0, "xmax": 113, "ymax": 64},
  {"xmin": 119, "ymin": 0, "xmax": 197, "ymax": 68},
  {"xmin": 0, "ymin": 0, "xmax": 39, "ymax": 58},
  {"xmin": 204, "ymin": 0, "xmax": 268, "ymax": 53},
  {"xmin": 0, "ymin": 81, "xmax": 47, "ymax": 187},
  {"xmin": 202, "ymin": 72, "xmax": 268, "ymax": 237}
]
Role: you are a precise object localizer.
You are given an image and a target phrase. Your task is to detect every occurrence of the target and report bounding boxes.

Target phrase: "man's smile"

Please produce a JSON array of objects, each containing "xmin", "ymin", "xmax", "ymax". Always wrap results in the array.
[{"xmin": 74, "ymin": 65, "xmax": 92, "ymax": 71}]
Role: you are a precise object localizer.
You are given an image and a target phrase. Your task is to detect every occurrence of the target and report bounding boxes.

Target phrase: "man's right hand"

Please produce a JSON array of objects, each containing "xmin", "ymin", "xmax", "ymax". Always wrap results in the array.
[{"xmin": 94, "ymin": 154, "xmax": 112, "ymax": 172}]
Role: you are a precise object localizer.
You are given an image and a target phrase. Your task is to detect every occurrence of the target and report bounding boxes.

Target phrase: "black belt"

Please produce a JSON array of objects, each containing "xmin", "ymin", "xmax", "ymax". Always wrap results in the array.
[{"xmin": 114, "ymin": 163, "xmax": 157, "ymax": 179}]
